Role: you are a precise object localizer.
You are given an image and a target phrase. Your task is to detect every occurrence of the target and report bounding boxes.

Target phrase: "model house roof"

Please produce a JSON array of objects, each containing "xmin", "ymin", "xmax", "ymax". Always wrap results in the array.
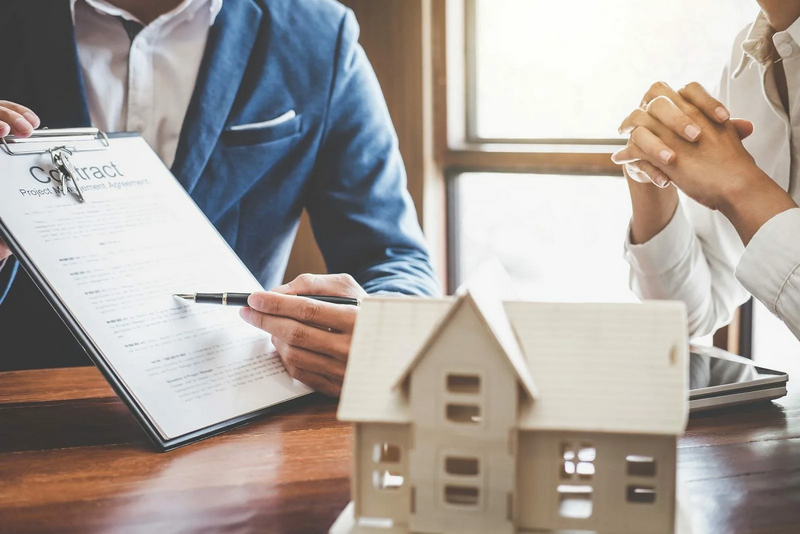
[
  {"xmin": 338, "ymin": 296, "xmax": 688, "ymax": 435},
  {"xmin": 391, "ymin": 285, "xmax": 538, "ymax": 399}
]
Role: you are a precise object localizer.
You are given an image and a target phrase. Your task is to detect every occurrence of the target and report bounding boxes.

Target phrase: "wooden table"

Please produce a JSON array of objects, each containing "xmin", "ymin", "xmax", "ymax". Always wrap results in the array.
[{"xmin": 0, "ymin": 364, "xmax": 798, "ymax": 534}]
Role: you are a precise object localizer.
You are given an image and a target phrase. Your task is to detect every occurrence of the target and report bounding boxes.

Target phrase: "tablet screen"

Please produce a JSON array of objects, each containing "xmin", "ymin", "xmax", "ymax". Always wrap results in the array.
[{"xmin": 689, "ymin": 351, "xmax": 777, "ymax": 390}]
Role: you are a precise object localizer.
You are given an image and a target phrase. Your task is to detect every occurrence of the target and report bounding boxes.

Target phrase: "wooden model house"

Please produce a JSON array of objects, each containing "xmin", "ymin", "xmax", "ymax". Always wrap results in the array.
[{"xmin": 331, "ymin": 285, "xmax": 688, "ymax": 534}]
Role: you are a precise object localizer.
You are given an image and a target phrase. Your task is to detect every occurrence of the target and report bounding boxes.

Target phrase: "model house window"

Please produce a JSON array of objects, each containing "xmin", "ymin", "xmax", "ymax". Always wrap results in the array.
[
  {"xmin": 447, "ymin": 374, "xmax": 481, "ymax": 394},
  {"xmin": 444, "ymin": 485, "xmax": 480, "ymax": 507},
  {"xmin": 561, "ymin": 441, "xmax": 595, "ymax": 480},
  {"xmin": 446, "ymin": 403, "xmax": 482, "ymax": 424},
  {"xmin": 626, "ymin": 455, "xmax": 656, "ymax": 477},
  {"xmin": 372, "ymin": 442, "xmax": 403, "ymax": 491},
  {"xmin": 373, "ymin": 470, "xmax": 404, "ymax": 491},
  {"xmin": 445, "ymin": 456, "xmax": 480, "ymax": 476},
  {"xmin": 557, "ymin": 484, "xmax": 593, "ymax": 519},
  {"xmin": 626, "ymin": 455, "xmax": 657, "ymax": 504},
  {"xmin": 627, "ymin": 485, "xmax": 657, "ymax": 504},
  {"xmin": 373, "ymin": 443, "xmax": 402, "ymax": 463},
  {"xmin": 558, "ymin": 442, "xmax": 595, "ymax": 518}
]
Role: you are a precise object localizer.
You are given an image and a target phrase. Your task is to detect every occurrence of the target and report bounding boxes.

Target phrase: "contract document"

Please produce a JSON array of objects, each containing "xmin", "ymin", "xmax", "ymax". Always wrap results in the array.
[{"xmin": 0, "ymin": 132, "xmax": 311, "ymax": 450}]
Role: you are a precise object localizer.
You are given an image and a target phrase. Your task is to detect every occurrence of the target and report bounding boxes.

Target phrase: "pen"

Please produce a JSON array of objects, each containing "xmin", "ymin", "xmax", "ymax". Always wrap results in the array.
[{"xmin": 173, "ymin": 292, "xmax": 361, "ymax": 307}]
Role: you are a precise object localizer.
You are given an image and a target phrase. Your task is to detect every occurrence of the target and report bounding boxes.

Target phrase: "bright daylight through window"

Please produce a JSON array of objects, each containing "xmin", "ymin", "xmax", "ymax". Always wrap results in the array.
[{"xmin": 452, "ymin": 0, "xmax": 797, "ymax": 358}]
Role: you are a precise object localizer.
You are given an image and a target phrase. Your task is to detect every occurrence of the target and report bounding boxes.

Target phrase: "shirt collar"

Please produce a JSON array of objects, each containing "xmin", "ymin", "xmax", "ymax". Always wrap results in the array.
[
  {"xmin": 734, "ymin": 10, "xmax": 800, "ymax": 78},
  {"xmin": 69, "ymin": 0, "xmax": 223, "ymax": 27}
]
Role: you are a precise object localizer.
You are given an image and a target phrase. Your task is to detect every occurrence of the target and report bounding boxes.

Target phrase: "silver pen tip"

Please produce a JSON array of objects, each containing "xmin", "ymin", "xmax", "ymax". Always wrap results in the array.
[{"xmin": 173, "ymin": 294, "xmax": 195, "ymax": 300}]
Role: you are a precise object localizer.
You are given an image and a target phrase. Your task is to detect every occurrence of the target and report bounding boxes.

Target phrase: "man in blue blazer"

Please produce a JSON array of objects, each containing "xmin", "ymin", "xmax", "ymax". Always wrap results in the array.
[{"xmin": 0, "ymin": 0, "xmax": 439, "ymax": 396}]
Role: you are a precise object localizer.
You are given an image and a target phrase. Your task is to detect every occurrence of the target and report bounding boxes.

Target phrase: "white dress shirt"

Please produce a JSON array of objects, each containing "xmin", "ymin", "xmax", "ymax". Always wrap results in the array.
[
  {"xmin": 0, "ymin": 1, "xmax": 220, "ymax": 274},
  {"xmin": 71, "ymin": 0, "xmax": 222, "ymax": 168},
  {"xmin": 625, "ymin": 12, "xmax": 800, "ymax": 341}
]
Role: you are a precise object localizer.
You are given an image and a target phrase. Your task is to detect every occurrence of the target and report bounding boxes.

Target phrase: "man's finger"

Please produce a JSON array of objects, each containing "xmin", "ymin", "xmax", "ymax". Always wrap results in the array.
[
  {"xmin": 273, "ymin": 337, "xmax": 346, "ymax": 382},
  {"xmin": 0, "ymin": 107, "xmax": 33, "ymax": 137},
  {"xmin": 731, "ymin": 118, "xmax": 754, "ymax": 140},
  {"xmin": 241, "ymin": 309, "xmax": 351, "ymax": 360},
  {"xmin": 283, "ymin": 363, "xmax": 341, "ymax": 397},
  {"xmin": 678, "ymin": 82, "xmax": 730, "ymax": 123},
  {"xmin": 247, "ymin": 291, "xmax": 357, "ymax": 332},
  {"xmin": 272, "ymin": 272, "xmax": 364, "ymax": 298},
  {"xmin": 646, "ymin": 96, "xmax": 702, "ymax": 142},
  {"xmin": 0, "ymin": 238, "xmax": 10, "ymax": 261},
  {"xmin": 0, "ymin": 101, "xmax": 40, "ymax": 128}
]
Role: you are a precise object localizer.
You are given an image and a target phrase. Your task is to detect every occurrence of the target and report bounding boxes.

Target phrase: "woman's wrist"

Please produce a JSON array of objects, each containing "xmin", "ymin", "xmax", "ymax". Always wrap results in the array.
[
  {"xmin": 719, "ymin": 168, "xmax": 798, "ymax": 245},
  {"xmin": 627, "ymin": 176, "xmax": 679, "ymax": 245}
]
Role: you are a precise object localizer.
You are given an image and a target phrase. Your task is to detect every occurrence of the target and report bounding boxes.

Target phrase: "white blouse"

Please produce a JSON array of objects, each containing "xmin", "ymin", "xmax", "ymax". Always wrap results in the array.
[{"xmin": 625, "ymin": 12, "xmax": 800, "ymax": 341}]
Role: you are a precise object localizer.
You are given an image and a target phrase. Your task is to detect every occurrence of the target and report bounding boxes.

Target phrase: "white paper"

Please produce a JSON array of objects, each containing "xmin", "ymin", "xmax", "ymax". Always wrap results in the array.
[{"xmin": 0, "ymin": 136, "xmax": 311, "ymax": 440}]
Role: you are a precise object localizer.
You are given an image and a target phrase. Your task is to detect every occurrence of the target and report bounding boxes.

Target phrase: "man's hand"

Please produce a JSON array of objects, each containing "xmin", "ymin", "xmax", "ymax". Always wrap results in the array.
[
  {"xmin": 239, "ymin": 273, "xmax": 367, "ymax": 397},
  {"xmin": 612, "ymin": 82, "xmax": 753, "ymax": 188},
  {"xmin": 0, "ymin": 238, "xmax": 10, "ymax": 262},
  {"xmin": 0, "ymin": 101, "xmax": 40, "ymax": 138}
]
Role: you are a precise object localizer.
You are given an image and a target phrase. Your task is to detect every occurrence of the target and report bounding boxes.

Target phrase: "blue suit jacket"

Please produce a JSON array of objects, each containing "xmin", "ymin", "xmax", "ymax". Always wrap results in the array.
[{"xmin": 0, "ymin": 0, "xmax": 439, "ymax": 369}]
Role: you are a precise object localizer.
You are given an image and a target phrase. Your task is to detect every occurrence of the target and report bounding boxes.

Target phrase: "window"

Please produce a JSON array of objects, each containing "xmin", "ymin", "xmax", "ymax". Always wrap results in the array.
[
  {"xmin": 626, "ymin": 455, "xmax": 657, "ymax": 504},
  {"xmin": 445, "ymin": 456, "xmax": 480, "ymax": 476},
  {"xmin": 557, "ymin": 484, "xmax": 593, "ymax": 519},
  {"xmin": 470, "ymin": 0, "xmax": 758, "ymax": 141},
  {"xmin": 561, "ymin": 441, "xmax": 595, "ymax": 480},
  {"xmin": 373, "ymin": 470, "xmax": 404, "ymax": 491},
  {"xmin": 452, "ymin": 172, "xmax": 635, "ymax": 302},
  {"xmin": 372, "ymin": 442, "xmax": 403, "ymax": 491},
  {"xmin": 442, "ymin": 0, "xmax": 764, "ymax": 349},
  {"xmin": 558, "ymin": 442, "xmax": 595, "ymax": 518},
  {"xmin": 447, "ymin": 373, "xmax": 481, "ymax": 394},
  {"xmin": 446, "ymin": 403, "xmax": 482, "ymax": 424},
  {"xmin": 627, "ymin": 485, "xmax": 657, "ymax": 504},
  {"xmin": 373, "ymin": 443, "xmax": 402, "ymax": 463},
  {"xmin": 626, "ymin": 455, "xmax": 657, "ymax": 478},
  {"xmin": 445, "ymin": 485, "xmax": 480, "ymax": 507}
]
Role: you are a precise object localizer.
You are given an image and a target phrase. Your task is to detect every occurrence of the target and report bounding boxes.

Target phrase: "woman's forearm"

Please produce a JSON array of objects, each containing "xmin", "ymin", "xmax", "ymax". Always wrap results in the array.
[
  {"xmin": 627, "ymin": 175, "xmax": 679, "ymax": 245},
  {"xmin": 718, "ymin": 168, "xmax": 798, "ymax": 246}
]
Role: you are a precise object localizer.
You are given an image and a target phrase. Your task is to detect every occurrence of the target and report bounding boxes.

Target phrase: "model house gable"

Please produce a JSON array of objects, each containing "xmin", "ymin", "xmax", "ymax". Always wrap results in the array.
[{"xmin": 391, "ymin": 288, "xmax": 537, "ymax": 402}]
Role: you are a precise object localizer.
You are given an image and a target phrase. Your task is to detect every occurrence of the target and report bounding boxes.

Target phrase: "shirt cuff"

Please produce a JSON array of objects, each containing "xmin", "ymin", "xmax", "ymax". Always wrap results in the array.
[
  {"xmin": 736, "ymin": 208, "xmax": 800, "ymax": 315},
  {"xmin": 623, "ymin": 202, "xmax": 696, "ymax": 276}
]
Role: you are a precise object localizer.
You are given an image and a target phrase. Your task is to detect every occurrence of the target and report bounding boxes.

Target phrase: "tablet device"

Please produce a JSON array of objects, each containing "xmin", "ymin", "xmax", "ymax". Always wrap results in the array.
[{"xmin": 689, "ymin": 345, "xmax": 789, "ymax": 413}]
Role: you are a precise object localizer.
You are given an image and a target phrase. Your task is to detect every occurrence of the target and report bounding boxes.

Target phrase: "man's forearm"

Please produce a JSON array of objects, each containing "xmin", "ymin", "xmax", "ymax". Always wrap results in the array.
[{"xmin": 627, "ymin": 176, "xmax": 679, "ymax": 244}]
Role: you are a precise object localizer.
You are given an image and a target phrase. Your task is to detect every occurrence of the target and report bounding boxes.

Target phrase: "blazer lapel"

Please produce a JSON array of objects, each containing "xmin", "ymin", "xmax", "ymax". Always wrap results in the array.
[
  {"xmin": 171, "ymin": 0, "xmax": 264, "ymax": 193},
  {"xmin": 16, "ymin": 0, "xmax": 91, "ymax": 128}
]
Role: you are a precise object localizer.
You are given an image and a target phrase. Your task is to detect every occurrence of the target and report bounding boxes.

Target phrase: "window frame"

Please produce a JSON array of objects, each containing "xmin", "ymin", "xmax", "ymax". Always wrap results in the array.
[{"xmin": 433, "ymin": 0, "xmax": 752, "ymax": 356}]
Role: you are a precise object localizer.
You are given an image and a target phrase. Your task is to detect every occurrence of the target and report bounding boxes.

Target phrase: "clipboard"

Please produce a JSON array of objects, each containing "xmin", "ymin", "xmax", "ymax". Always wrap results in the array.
[{"xmin": 0, "ymin": 129, "xmax": 310, "ymax": 451}]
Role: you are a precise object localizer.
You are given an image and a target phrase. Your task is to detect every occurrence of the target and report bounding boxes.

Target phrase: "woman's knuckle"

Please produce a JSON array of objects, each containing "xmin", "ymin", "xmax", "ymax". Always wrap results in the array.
[
  {"xmin": 628, "ymin": 109, "xmax": 647, "ymax": 125},
  {"xmin": 647, "ymin": 95, "xmax": 669, "ymax": 110}
]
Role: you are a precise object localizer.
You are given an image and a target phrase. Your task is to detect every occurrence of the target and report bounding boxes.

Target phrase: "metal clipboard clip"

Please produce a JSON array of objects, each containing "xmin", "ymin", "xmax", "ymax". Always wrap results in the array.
[{"xmin": 1, "ymin": 127, "xmax": 110, "ymax": 203}]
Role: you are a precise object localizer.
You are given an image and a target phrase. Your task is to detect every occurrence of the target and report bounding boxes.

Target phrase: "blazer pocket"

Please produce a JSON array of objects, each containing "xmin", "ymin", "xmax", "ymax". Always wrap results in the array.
[{"xmin": 222, "ymin": 114, "xmax": 302, "ymax": 147}]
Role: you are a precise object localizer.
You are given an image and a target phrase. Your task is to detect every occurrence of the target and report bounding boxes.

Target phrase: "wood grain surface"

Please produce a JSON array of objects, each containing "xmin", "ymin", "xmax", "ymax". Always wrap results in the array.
[{"xmin": 0, "ymin": 362, "xmax": 798, "ymax": 534}]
